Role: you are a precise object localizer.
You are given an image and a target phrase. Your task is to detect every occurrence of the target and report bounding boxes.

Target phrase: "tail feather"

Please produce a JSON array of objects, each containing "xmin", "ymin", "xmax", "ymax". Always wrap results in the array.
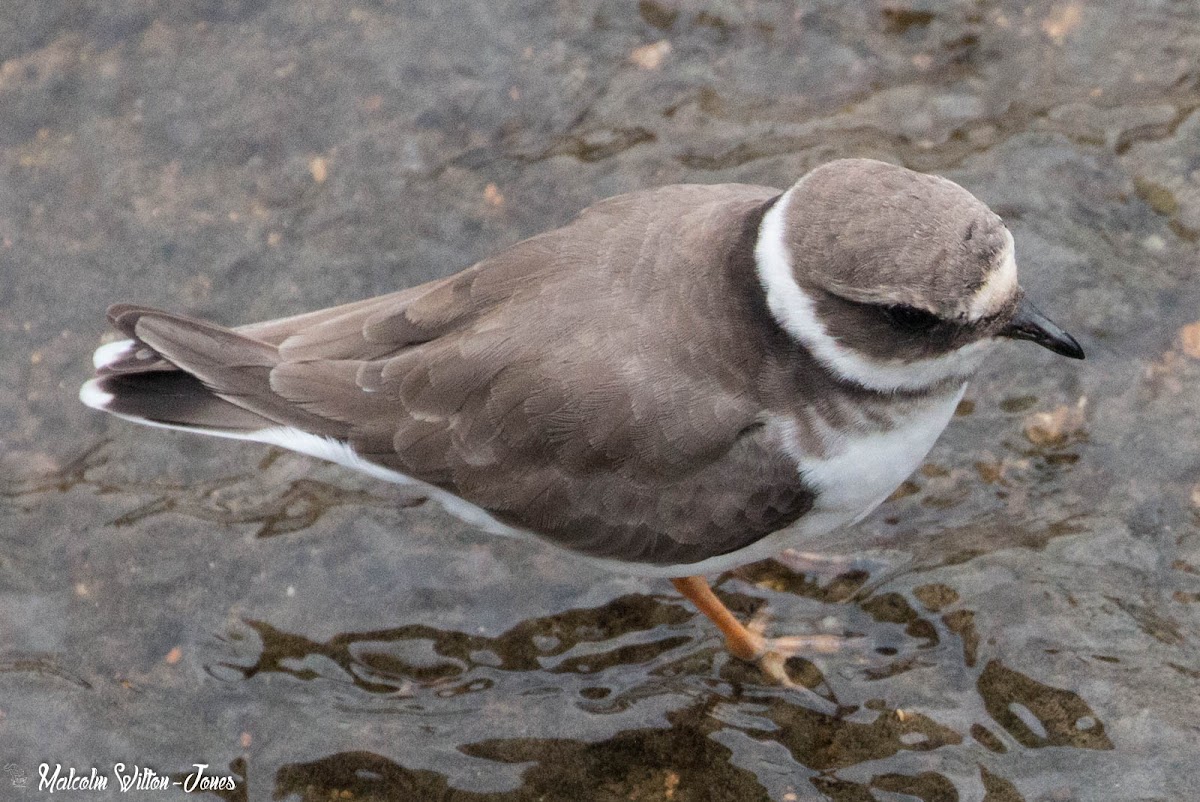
[
  {"xmin": 82, "ymin": 305, "xmax": 344, "ymax": 438},
  {"xmin": 81, "ymin": 371, "xmax": 273, "ymax": 433}
]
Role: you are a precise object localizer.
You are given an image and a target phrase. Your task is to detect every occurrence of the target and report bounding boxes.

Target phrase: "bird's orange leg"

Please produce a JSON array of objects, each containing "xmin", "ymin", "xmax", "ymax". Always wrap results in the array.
[
  {"xmin": 671, "ymin": 575, "xmax": 765, "ymax": 661},
  {"xmin": 672, "ymin": 575, "xmax": 851, "ymax": 687}
]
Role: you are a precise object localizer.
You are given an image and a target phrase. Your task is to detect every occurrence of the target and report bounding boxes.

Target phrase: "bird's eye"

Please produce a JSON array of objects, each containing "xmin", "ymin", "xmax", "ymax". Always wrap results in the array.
[{"xmin": 883, "ymin": 304, "xmax": 941, "ymax": 333}]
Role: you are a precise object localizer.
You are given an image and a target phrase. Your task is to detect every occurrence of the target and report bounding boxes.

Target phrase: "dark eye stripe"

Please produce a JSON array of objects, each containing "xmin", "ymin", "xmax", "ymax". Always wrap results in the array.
[{"xmin": 883, "ymin": 304, "xmax": 941, "ymax": 333}]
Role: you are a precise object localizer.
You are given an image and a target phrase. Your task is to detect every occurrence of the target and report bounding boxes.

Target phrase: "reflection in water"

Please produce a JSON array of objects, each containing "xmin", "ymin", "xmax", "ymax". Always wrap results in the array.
[
  {"xmin": 276, "ymin": 745, "xmax": 1021, "ymax": 801},
  {"xmin": 221, "ymin": 575, "xmax": 1112, "ymax": 800},
  {"xmin": 266, "ymin": 674, "xmax": 1074, "ymax": 801},
  {"xmin": 979, "ymin": 767, "xmax": 1024, "ymax": 802},
  {"xmin": 225, "ymin": 594, "xmax": 695, "ymax": 694},
  {"xmin": 816, "ymin": 771, "xmax": 959, "ymax": 801},
  {"xmin": 275, "ymin": 751, "xmax": 479, "ymax": 802},
  {"xmin": 977, "ymin": 661, "xmax": 1112, "ymax": 751},
  {"xmin": 274, "ymin": 713, "xmax": 771, "ymax": 802},
  {"xmin": 748, "ymin": 694, "xmax": 962, "ymax": 771}
]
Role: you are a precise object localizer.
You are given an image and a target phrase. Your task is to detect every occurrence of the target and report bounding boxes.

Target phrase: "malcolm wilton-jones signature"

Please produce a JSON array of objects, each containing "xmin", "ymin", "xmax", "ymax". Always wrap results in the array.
[{"xmin": 30, "ymin": 762, "xmax": 237, "ymax": 793}]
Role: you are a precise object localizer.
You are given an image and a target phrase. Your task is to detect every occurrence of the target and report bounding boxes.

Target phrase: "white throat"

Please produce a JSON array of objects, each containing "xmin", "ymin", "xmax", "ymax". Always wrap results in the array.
[{"xmin": 753, "ymin": 187, "xmax": 993, "ymax": 392}]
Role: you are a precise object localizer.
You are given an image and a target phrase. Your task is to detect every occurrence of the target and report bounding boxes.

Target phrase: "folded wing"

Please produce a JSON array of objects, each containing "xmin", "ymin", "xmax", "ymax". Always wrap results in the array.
[{"xmin": 83, "ymin": 184, "xmax": 813, "ymax": 566}]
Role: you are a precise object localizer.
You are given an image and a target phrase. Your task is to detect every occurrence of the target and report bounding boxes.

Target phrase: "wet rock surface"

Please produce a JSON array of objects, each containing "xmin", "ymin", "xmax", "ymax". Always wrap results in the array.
[{"xmin": 2, "ymin": 1, "xmax": 1198, "ymax": 799}]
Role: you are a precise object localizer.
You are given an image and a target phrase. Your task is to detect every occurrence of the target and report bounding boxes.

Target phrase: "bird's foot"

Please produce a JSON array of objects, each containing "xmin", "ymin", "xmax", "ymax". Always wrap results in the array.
[{"xmin": 730, "ymin": 608, "xmax": 846, "ymax": 684}]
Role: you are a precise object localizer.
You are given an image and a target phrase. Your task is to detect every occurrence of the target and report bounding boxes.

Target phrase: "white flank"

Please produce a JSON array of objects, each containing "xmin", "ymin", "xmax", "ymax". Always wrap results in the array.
[
  {"xmin": 92, "ymin": 339, "xmax": 136, "ymax": 370},
  {"xmin": 78, "ymin": 379, "xmax": 115, "ymax": 409},
  {"xmin": 965, "ymin": 228, "xmax": 1018, "ymax": 320},
  {"xmin": 754, "ymin": 187, "xmax": 993, "ymax": 392},
  {"xmin": 244, "ymin": 427, "xmax": 519, "ymax": 536}
]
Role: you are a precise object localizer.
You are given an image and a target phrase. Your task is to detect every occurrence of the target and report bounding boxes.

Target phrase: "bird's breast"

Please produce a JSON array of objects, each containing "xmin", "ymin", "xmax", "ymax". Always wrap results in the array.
[{"xmin": 769, "ymin": 383, "xmax": 967, "ymax": 537}]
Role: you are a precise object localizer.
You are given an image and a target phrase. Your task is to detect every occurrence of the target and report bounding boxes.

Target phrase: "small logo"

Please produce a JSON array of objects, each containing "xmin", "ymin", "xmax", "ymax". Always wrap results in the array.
[{"xmin": 4, "ymin": 763, "xmax": 28, "ymax": 792}]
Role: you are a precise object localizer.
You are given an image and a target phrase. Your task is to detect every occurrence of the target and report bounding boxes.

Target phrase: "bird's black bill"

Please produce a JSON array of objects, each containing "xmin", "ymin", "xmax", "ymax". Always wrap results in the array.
[{"xmin": 1001, "ymin": 297, "xmax": 1085, "ymax": 359}]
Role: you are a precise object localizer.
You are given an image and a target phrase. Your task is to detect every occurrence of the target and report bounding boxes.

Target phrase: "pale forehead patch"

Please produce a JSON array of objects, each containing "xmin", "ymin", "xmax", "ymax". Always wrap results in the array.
[{"xmin": 965, "ymin": 228, "xmax": 1018, "ymax": 321}]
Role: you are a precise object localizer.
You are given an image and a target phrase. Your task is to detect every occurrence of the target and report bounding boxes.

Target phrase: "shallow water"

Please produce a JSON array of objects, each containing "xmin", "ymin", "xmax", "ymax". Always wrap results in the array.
[{"xmin": 2, "ymin": 1, "xmax": 1198, "ymax": 799}]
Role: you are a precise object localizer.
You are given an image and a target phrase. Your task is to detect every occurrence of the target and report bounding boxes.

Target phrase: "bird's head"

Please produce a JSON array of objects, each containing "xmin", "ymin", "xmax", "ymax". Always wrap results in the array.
[{"xmin": 756, "ymin": 158, "xmax": 1083, "ymax": 393}]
